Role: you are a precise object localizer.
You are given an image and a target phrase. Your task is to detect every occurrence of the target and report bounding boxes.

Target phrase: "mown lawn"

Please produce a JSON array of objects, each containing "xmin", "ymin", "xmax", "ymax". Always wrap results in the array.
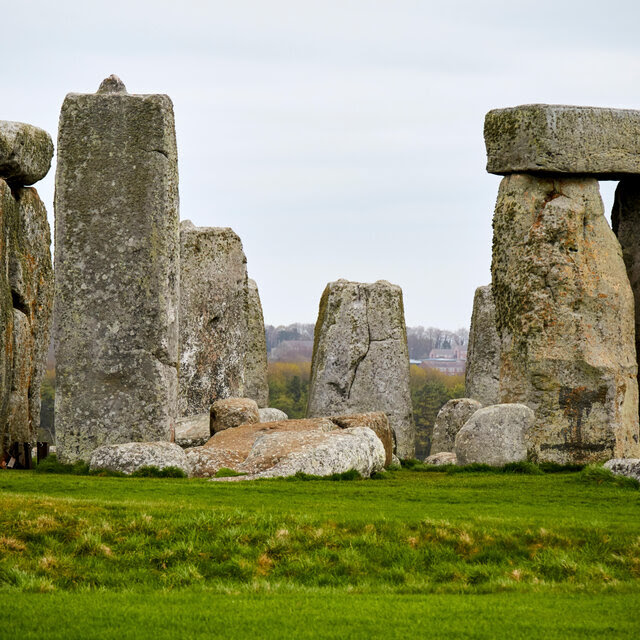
[{"xmin": 1, "ymin": 469, "xmax": 639, "ymax": 638}]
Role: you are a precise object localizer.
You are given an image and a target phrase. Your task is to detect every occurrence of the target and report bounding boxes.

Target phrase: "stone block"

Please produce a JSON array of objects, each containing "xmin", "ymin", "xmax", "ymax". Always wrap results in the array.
[
  {"xmin": 0, "ymin": 120, "xmax": 54, "ymax": 186},
  {"xmin": 54, "ymin": 76, "xmax": 180, "ymax": 462},
  {"xmin": 485, "ymin": 104, "xmax": 640, "ymax": 178}
]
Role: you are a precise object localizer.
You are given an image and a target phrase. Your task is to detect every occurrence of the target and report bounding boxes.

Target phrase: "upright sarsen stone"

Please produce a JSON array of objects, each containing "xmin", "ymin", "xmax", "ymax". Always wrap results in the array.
[
  {"xmin": 465, "ymin": 285, "xmax": 500, "ymax": 406},
  {"xmin": 54, "ymin": 76, "xmax": 180, "ymax": 462},
  {"xmin": 492, "ymin": 174, "xmax": 639, "ymax": 463},
  {"xmin": 0, "ymin": 178, "xmax": 53, "ymax": 458},
  {"xmin": 307, "ymin": 279, "xmax": 415, "ymax": 459},
  {"xmin": 179, "ymin": 222, "xmax": 248, "ymax": 416},
  {"xmin": 244, "ymin": 279, "xmax": 269, "ymax": 408}
]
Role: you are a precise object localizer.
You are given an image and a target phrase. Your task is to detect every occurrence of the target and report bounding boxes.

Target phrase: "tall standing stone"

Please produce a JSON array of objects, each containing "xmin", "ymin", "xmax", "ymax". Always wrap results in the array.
[
  {"xmin": 244, "ymin": 278, "xmax": 269, "ymax": 408},
  {"xmin": 465, "ymin": 285, "xmax": 500, "ymax": 406},
  {"xmin": 612, "ymin": 178, "xmax": 640, "ymax": 427},
  {"xmin": 54, "ymin": 76, "xmax": 180, "ymax": 462},
  {"xmin": 307, "ymin": 279, "xmax": 415, "ymax": 459},
  {"xmin": 491, "ymin": 173, "xmax": 639, "ymax": 463},
  {"xmin": 178, "ymin": 221, "xmax": 249, "ymax": 416},
  {"xmin": 0, "ymin": 120, "xmax": 54, "ymax": 463}
]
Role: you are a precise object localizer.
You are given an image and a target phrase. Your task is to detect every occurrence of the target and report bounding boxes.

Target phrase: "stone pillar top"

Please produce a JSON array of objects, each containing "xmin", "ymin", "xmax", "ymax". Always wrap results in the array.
[
  {"xmin": 97, "ymin": 74, "xmax": 127, "ymax": 94},
  {"xmin": 485, "ymin": 104, "xmax": 640, "ymax": 179}
]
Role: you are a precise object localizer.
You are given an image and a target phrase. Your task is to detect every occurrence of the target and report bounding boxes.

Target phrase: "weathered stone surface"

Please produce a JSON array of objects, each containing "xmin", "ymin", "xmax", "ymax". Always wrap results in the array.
[
  {"xmin": 465, "ymin": 286, "xmax": 500, "ymax": 406},
  {"xmin": 259, "ymin": 408, "xmax": 288, "ymax": 422},
  {"xmin": 492, "ymin": 174, "xmax": 640, "ymax": 463},
  {"xmin": 431, "ymin": 398, "xmax": 482, "ymax": 455},
  {"xmin": 307, "ymin": 279, "xmax": 415, "ymax": 459},
  {"xmin": 244, "ymin": 427, "xmax": 385, "ymax": 478},
  {"xmin": 0, "ymin": 179, "xmax": 53, "ymax": 457},
  {"xmin": 329, "ymin": 412, "xmax": 393, "ymax": 467},
  {"xmin": 391, "ymin": 454, "xmax": 401, "ymax": 467},
  {"xmin": 0, "ymin": 121, "xmax": 54, "ymax": 186},
  {"xmin": 485, "ymin": 105, "xmax": 640, "ymax": 178},
  {"xmin": 89, "ymin": 441, "xmax": 191, "ymax": 476},
  {"xmin": 603, "ymin": 458, "xmax": 640, "ymax": 482},
  {"xmin": 210, "ymin": 397, "xmax": 260, "ymax": 434},
  {"xmin": 245, "ymin": 279, "xmax": 269, "ymax": 408},
  {"xmin": 424, "ymin": 451, "xmax": 457, "ymax": 465},
  {"xmin": 54, "ymin": 77, "xmax": 180, "ymax": 462},
  {"xmin": 612, "ymin": 179, "xmax": 640, "ymax": 426},
  {"xmin": 179, "ymin": 222, "xmax": 249, "ymax": 415},
  {"xmin": 175, "ymin": 413, "xmax": 210, "ymax": 448},
  {"xmin": 188, "ymin": 417, "xmax": 338, "ymax": 477},
  {"xmin": 454, "ymin": 404, "xmax": 534, "ymax": 466}
]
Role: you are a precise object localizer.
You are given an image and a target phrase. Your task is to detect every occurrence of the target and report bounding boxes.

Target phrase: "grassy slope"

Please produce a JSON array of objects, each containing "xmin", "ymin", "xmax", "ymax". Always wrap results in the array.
[{"xmin": 1, "ymin": 470, "xmax": 639, "ymax": 638}]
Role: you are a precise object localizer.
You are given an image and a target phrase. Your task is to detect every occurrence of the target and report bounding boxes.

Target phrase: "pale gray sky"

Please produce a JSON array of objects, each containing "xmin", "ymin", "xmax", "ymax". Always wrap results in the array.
[{"xmin": 2, "ymin": 0, "xmax": 639, "ymax": 327}]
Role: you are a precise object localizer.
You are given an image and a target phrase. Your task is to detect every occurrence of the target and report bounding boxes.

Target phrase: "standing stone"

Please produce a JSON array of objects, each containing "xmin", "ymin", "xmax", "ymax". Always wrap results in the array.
[
  {"xmin": 465, "ymin": 285, "xmax": 500, "ymax": 406},
  {"xmin": 0, "ymin": 177, "xmax": 53, "ymax": 458},
  {"xmin": 54, "ymin": 76, "xmax": 180, "ymax": 462},
  {"xmin": 179, "ymin": 221, "xmax": 249, "ymax": 416},
  {"xmin": 612, "ymin": 178, "xmax": 640, "ymax": 426},
  {"xmin": 491, "ymin": 173, "xmax": 639, "ymax": 463},
  {"xmin": 431, "ymin": 398, "xmax": 482, "ymax": 455},
  {"xmin": 244, "ymin": 278, "xmax": 269, "ymax": 408},
  {"xmin": 307, "ymin": 279, "xmax": 415, "ymax": 459}
]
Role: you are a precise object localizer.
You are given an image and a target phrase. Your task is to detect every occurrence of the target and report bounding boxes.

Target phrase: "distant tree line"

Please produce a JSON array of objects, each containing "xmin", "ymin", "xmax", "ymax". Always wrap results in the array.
[{"xmin": 266, "ymin": 323, "xmax": 469, "ymax": 362}]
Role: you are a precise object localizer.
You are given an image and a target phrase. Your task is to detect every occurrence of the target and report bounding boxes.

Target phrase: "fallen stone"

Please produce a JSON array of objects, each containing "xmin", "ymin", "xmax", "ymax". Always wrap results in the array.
[
  {"xmin": 175, "ymin": 413, "xmax": 210, "ymax": 448},
  {"xmin": 465, "ymin": 286, "xmax": 500, "ymax": 406},
  {"xmin": 431, "ymin": 398, "xmax": 482, "ymax": 455},
  {"xmin": 329, "ymin": 412, "xmax": 393, "ymax": 467},
  {"xmin": 455, "ymin": 403, "xmax": 534, "ymax": 466},
  {"xmin": 485, "ymin": 104, "xmax": 640, "ymax": 177},
  {"xmin": 244, "ymin": 279, "xmax": 269, "ymax": 408},
  {"xmin": 188, "ymin": 417, "xmax": 338, "ymax": 477},
  {"xmin": 0, "ymin": 179, "xmax": 53, "ymax": 457},
  {"xmin": 210, "ymin": 397, "xmax": 260, "ymax": 434},
  {"xmin": 89, "ymin": 441, "xmax": 192, "ymax": 476},
  {"xmin": 424, "ymin": 451, "xmax": 457, "ymax": 466},
  {"xmin": 492, "ymin": 174, "xmax": 639, "ymax": 463},
  {"xmin": 0, "ymin": 120, "xmax": 54, "ymax": 186},
  {"xmin": 179, "ymin": 222, "xmax": 249, "ymax": 416},
  {"xmin": 391, "ymin": 454, "xmax": 401, "ymax": 467},
  {"xmin": 307, "ymin": 279, "xmax": 415, "ymax": 459},
  {"xmin": 603, "ymin": 458, "xmax": 640, "ymax": 482},
  {"xmin": 54, "ymin": 77, "xmax": 180, "ymax": 462},
  {"xmin": 244, "ymin": 427, "xmax": 385, "ymax": 478},
  {"xmin": 259, "ymin": 407, "xmax": 288, "ymax": 422}
]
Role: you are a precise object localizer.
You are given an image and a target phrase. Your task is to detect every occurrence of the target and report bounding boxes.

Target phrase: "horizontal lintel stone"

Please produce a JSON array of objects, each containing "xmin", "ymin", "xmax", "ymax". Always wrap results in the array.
[
  {"xmin": 484, "ymin": 104, "xmax": 640, "ymax": 178},
  {"xmin": 0, "ymin": 121, "xmax": 54, "ymax": 186}
]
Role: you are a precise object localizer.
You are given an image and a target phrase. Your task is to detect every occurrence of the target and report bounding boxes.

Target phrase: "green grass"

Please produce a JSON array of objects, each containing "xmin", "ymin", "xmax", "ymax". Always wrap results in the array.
[{"xmin": 1, "ymin": 468, "xmax": 639, "ymax": 638}]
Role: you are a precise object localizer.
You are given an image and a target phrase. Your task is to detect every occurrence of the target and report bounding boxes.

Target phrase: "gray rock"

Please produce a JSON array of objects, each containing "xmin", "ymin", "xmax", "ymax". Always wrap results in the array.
[
  {"xmin": 329, "ymin": 412, "xmax": 394, "ymax": 467},
  {"xmin": 612, "ymin": 179, "xmax": 640, "ymax": 426},
  {"xmin": 0, "ymin": 179, "xmax": 53, "ymax": 458},
  {"xmin": 179, "ymin": 223, "xmax": 249, "ymax": 415},
  {"xmin": 210, "ymin": 397, "xmax": 260, "ymax": 434},
  {"xmin": 454, "ymin": 404, "xmax": 534, "ymax": 466},
  {"xmin": 243, "ymin": 427, "xmax": 385, "ymax": 478},
  {"xmin": 244, "ymin": 279, "xmax": 269, "ymax": 408},
  {"xmin": 391, "ymin": 454, "xmax": 401, "ymax": 467},
  {"xmin": 307, "ymin": 279, "xmax": 415, "ymax": 459},
  {"xmin": 259, "ymin": 408, "xmax": 288, "ymax": 422},
  {"xmin": 492, "ymin": 174, "xmax": 639, "ymax": 463},
  {"xmin": 175, "ymin": 413, "xmax": 210, "ymax": 448},
  {"xmin": 465, "ymin": 286, "xmax": 500, "ymax": 405},
  {"xmin": 0, "ymin": 120, "xmax": 54, "ymax": 186},
  {"xmin": 603, "ymin": 458, "xmax": 640, "ymax": 482},
  {"xmin": 431, "ymin": 398, "xmax": 482, "ymax": 455},
  {"xmin": 54, "ymin": 77, "xmax": 180, "ymax": 462},
  {"xmin": 424, "ymin": 451, "xmax": 457, "ymax": 466},
  {"xmin": 89, "ymin": 441, "xmax": 192, "ymax": 476},
  {"xmin": 485, "ymin": 104, "xmax": 640, "ymax": 177}
]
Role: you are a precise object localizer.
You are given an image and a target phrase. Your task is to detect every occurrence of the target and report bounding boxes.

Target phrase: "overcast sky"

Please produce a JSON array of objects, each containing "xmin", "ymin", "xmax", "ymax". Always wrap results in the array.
[{"xmin": 3, "ymin": 0, "xmax": 640, "ymax": 328}]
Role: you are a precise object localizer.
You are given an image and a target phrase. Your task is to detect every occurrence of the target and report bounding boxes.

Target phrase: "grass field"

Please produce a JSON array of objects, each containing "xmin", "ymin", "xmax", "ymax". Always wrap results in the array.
[{"xmin": 1, "ymin": 468, "xmax": 639, "ymax": 638}]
